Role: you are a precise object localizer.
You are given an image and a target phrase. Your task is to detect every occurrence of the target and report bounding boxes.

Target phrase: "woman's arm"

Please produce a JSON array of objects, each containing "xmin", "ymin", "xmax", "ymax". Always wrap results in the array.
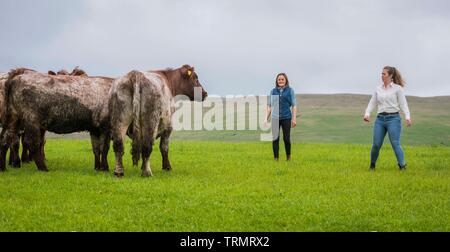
[
  {"xmin": 290, "ymin": 89, "xmax": 298, "ymax": 127},
  {"xmin": 291, "ymin": 106, "xmax": 297, "ymax": 128},
  {"xmin": 364, "ymin": 92, "xmax": 377, "ymax": 122},
  {"xmin": 397, "ymin": 87, "xmax": 412, "ymax": 126},
  {"xmin": 265, "ymin": 106, "xmax": 272, "ymax": 122},
  {"xmin": 265, "ymin": 91, "xmax": 273, "ymax": 123}
]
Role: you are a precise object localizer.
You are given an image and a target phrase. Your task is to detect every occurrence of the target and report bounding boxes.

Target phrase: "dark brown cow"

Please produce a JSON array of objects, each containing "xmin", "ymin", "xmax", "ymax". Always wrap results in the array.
[
  {"xmin": 1, "ymin": 68, "xmax": 89, "ymax": 168},
  {"xmin": 21, "ymin": 67, "xmax": 90, "ymax": 165},
  {"xmin": 0, "ymin": 68, "xmax": 112, "ymax": 172},
  {"xmin": 109, "ymin": 65, "xmax": 207, "ymax": 177}
]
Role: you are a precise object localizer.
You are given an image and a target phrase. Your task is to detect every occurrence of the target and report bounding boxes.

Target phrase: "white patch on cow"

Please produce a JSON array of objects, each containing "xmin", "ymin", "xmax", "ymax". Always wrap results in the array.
[{"xmin": 142, "ymin": 158, "xmax": 153, "ymax": 177}]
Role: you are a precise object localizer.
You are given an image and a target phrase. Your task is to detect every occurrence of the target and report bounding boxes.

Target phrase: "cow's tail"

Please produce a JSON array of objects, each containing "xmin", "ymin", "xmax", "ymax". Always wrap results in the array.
[
  {"xmin": 2, "ymin": 68, "xmax": 33, "ymax": 124},
  {"xmin": 130, "ymin": 70, "xmax": 145, "ymax": 166}
]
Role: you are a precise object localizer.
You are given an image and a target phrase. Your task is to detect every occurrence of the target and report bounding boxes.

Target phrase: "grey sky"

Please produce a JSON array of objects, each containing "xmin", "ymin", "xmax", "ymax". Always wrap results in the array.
[{"xmin": 1, "ymin": 0, "xmax": 449, "ymax": 96}]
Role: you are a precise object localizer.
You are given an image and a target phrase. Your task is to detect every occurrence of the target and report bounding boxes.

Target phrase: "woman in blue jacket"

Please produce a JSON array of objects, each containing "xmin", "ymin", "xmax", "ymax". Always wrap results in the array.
[{"xmin": 265, "ymin": 73, "xmax": 297, "ymax": 161}]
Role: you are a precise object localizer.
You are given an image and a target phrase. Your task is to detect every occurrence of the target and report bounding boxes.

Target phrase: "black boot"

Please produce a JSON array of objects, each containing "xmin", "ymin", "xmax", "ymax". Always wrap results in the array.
[
  {"xmin": 370, "ymin": 163, "xmax": 376, "ymax": 171},
  {"xmin": 399, "ymin": 164, "xmax": 407, "ymax": 171},
  {"xmin": 286, "ymin": 155, "xmax": 291, "ymax": 161}
]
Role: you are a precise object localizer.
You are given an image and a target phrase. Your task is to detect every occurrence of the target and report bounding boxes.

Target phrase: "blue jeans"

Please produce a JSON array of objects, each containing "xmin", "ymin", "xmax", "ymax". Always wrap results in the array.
[{"xmin": 370, "ymin": 114, "xmax": 406, "ymax": 166}]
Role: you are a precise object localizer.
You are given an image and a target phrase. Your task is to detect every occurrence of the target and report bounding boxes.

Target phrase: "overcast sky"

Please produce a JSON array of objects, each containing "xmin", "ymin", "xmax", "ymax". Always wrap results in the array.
[{"xmin": 1, "ymin": 0, "xmax": 449, "ymax": 96}]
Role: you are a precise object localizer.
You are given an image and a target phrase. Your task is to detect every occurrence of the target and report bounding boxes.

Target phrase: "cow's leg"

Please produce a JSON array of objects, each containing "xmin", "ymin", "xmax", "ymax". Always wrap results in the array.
[
  {"xmin": 110, "ymin": 90, "xmax": 134, "ymax": 177},
  {"xmin": 7, "ymin": 147, "xmax": 12, "ymax": 166},
  {"xmin": 0, "ymin": 129, "xmax": 9, "ymax": 172},
  {"xmin": 9, "ymin": 134, "xmax": 21, "ymax": 168},
  {"xmin": 112, "ymin": 135, "xmax": 125, "ymax": 177},
  {"xmin": 141, "ymin": 137, "xmax": 154, "ymax": 177},
  {"xmin": 0, "ymin": 118, "xmax": 20, "ymax": 172},
  {"xmin": 90, "ymin": 132, "xmax": 101, "ymax": 171},
  {"xmin": 112, "ymin": 124, "xmax": 130, "ymax": 177},
  {"xmin": 140, "ymin": 112, "xmax": 160, "ymax": 177},
  {"xmin": 99, "ymin": 133, "xmax": 110, "ymax": 171},
  {"xmin": 40, "ymin": 130, "xmax": 46, "ymax": 161},
  {"xmin": 160, "ymin": 126, "xmax": 173, "ymax": 171},
  {"xmin": 21, "ymin": 133, "xmax": 31, "ymax": 163},
  {"xmin": 24, "ymin": 126, "xmax": 48, "ymax": 172},
  {"xmin": 0, "ymin": 129, "xmax": 13, "ymax": 172}
]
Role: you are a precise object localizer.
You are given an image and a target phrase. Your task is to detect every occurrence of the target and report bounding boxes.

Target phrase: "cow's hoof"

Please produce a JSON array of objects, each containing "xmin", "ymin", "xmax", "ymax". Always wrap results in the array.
[
  {"xmin": 95, "ymin": 167, "xmax": 108, "ymax": 172},
  {"xmin": 114, "ymin": 171, "xmax": 124, "ymax": 177},
  {"xmin": 162, "ymin": 162, "xmax": 172, "ymax": 171},
  {"xmin": 141, "ymin": 170, "xmax": 153, "ymax": 177},
  {"xmin": 101, "ymin": 164, "xmax": 110, "ymax": 172}
]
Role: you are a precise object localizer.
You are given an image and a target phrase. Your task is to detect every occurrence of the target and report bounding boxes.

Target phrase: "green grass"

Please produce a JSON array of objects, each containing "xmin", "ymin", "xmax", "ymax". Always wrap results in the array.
[{"xmin": 1, "ymin": 139, "xmax": 448, "ymax": 231}]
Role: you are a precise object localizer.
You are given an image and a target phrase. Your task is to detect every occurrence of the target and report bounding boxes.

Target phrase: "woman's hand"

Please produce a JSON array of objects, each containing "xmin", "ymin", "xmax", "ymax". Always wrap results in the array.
[
  {"xmin": 363, "ymin": 115, "xmax": 370, "ymax": 123},
  {"xmin": 291, "ymin": 118, "xmax": 297, "ymax": 128},
  {"xmin": 406, "ymin": 118, "xmax": 412, "ymax": 127}
]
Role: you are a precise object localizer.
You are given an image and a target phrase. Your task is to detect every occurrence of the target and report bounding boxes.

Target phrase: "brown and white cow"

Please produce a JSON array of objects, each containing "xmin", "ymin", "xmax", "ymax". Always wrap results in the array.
[
  {"xmin": 0, "ymin": 68, "xmax": 113, "ymax": 172},
  {"xmin": 109, "ymin": 65, "xmax": 207, "ymax": 177}
]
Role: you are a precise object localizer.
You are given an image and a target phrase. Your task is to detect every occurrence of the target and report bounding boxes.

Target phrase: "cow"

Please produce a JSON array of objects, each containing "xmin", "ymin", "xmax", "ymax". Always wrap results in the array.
[
  {"xmin": 109, "ymin": 65, "xmax": 207, "ymax": 177},
  {"xmin": 0, "ymin": 67, "xmax": 89, "ymax": 169},
  {"xmin": 0, "ymin": 68, "xmax": 113, "ymax": 172},
  {"xmin": 21, "ymin": 67, "xmax": 89, "ymax": 164}
]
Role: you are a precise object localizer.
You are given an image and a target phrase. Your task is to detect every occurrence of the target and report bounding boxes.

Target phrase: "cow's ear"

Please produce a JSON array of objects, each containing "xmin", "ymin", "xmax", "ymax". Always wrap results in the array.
[{"xmin": 181, "ymin": 65, "xmax": 193, "ymax": 78}]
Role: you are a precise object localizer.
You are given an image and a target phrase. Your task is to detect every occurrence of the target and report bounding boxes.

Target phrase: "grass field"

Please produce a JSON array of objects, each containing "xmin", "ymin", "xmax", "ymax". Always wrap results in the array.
[
  {"xmin": 0, "ymin": 139, "xmax": 449, "ymax": 231},
  {"xmin": 1, "ymin": 94, "xmax": 449, "ymax": 231}
]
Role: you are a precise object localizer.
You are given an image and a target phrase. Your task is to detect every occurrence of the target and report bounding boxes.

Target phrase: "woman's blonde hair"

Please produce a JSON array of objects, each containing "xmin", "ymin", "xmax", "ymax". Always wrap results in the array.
[{"xmin": 384, "ymin": 66, "xmax": 405, "ymax": 87}]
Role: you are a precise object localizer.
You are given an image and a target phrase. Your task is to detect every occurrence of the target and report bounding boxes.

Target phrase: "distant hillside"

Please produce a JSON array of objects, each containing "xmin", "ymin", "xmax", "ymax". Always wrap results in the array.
[{"xmin": 170, "ymin": 94, "xmax": 450, "ymax": 146}]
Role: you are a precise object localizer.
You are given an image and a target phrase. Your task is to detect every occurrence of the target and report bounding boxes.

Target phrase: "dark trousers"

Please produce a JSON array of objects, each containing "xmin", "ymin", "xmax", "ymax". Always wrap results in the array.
[{"xmin": 272, "ymin": 119, "xmax": 291, "ymax": 158}]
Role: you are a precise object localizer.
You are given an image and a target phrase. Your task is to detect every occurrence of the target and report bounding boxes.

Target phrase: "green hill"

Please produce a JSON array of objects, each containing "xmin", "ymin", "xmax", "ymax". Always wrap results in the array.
[{"xmin": 171, "ymin": 94, "xmax": 450, "ymax": 146}]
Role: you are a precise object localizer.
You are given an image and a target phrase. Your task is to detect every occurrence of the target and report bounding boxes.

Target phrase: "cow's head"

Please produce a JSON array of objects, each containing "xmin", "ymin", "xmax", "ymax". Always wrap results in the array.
[
  {"xmin": 70, "ymin": 67, "xmax": 88, "ymax": 77},
  {"xmin": 176, "ymin": 65, "xmax": 207, "ymax": 101},
  {"xmin": 57, "ymin": 69, "xmax": 69, "ymax": 75}
]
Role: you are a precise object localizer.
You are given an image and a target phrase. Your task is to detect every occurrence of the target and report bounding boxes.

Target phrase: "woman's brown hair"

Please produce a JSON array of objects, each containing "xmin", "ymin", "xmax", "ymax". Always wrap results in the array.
[
  {"xmin": 275, "ymin": 73, "xmax": 289, "ymax": 87},
  {"xmin": 384, "ymin": 66, "xmax": 405, "ymax": 87}
]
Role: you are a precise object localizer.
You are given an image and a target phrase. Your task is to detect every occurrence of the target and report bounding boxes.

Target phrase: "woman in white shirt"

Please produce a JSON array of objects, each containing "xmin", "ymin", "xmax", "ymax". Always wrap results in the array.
[{"xmin": 364, "ymin": 66, "xmax": 412, "ymax": 171}]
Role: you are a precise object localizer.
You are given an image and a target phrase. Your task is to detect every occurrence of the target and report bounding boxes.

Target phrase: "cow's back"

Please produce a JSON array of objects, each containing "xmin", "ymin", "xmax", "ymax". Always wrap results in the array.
[{"xmin": 9, "ymin": 71, "xmax": 114, "ymax": 133}]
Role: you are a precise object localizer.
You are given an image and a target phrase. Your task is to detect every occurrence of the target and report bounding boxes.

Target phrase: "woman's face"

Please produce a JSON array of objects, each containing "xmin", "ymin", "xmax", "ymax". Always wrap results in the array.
[
  {"xmin": 277, "ymin": 75, "xmax": 286, "ymax": 87},
  {"xmin": 381, "ymin": 69, "xmax": 391, "ymax": 84}
]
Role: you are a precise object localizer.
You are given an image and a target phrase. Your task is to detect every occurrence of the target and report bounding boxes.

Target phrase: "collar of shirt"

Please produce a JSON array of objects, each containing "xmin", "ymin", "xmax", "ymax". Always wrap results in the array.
[
  {"xmin": 277, "ymin": 86, "xmax": 287, "ymax": 92},
  {"xmin": 381, "ymin": 82, "xmax": 394, "ymax": 90}
]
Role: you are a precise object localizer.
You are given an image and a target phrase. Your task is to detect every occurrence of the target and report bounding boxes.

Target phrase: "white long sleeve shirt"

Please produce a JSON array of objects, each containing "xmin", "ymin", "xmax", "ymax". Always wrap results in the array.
[{"xmin": 364, "ymin": 83, "xmax": 411, "ymax": 120}]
